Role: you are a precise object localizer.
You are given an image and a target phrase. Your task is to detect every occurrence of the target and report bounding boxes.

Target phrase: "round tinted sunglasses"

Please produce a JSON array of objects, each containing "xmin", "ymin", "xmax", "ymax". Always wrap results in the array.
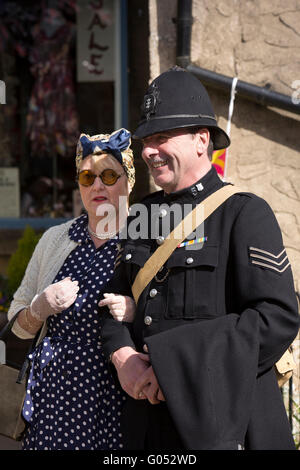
[{"xmin": 77, "ymin": 169, "xmax": 124, "ymax": 187}]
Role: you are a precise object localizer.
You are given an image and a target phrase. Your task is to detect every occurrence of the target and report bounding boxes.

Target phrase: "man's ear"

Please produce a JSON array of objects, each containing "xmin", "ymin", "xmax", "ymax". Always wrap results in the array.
[{"xmin": 195, "ymin": 128, "xmax": 210, "ymax": 156}]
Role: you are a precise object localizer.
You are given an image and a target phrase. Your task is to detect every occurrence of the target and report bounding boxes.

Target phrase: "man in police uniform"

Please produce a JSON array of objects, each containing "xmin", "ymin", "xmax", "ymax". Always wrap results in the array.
[{"xmin": 101, "ymin": 67, "xmax": 299, "ymax": 450}]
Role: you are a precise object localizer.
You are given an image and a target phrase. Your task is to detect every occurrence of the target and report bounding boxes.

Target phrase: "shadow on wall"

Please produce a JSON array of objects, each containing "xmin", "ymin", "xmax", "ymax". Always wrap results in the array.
[
  {"xmin": 156, "ymin": 0, "xmax": 177, "ymax": 75},
  {"xmin": 128, "ymin": 0, "xmax": 151, "ymax": 203}
]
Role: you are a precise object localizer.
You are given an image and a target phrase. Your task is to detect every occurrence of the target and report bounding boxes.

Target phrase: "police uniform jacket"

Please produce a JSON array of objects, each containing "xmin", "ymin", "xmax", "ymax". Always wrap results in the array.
[{"xmin": 101, "ymin": 167, "xmax": 299, "ymax": 450}]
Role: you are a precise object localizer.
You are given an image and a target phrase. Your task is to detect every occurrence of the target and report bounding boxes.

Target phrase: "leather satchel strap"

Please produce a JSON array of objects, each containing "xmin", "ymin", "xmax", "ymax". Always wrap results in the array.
[{"xmin": 132, "ymin": 185, "xmax": 242, "ymax": 304}]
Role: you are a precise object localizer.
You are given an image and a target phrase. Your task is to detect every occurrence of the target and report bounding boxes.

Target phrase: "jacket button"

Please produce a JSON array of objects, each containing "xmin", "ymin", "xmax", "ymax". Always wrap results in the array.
[
  {"xmin": 159, "ymin": 208, "xmax": 168, "ymax": 218},
  {"xmin": 186, "ymin": 257, "xmax": 194, "ymax": 264},
  {"xmin": 125, "ymin": 253, "xmax": 132, "ymax": 261},
  {"xmin": 144, "ymin": 316, "xmax": 152, "ymax": 326},
  {"xmin": 149, "ymin": 288, "xmax": 158, "ymax": 298},
  {"xmin": 156, "ymin": 236, "xmax": 165, "ymax": 245}
]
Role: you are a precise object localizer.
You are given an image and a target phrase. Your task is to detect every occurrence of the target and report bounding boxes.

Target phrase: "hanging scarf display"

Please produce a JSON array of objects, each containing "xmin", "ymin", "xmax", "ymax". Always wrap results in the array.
[
  {"xmin": 0, "ymin": 1, "xmax": 40, "ymax": 57},
  {"xmin": 26, "ymin": 7, "xmax": 79, "ymax": 158},
  {"xmin": 0, "ymin": 1, "xmax": 41, "ymax": 167}
]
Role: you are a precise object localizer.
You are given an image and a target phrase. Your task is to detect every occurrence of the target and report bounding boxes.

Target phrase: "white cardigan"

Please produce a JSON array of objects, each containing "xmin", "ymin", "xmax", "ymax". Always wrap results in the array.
[{"xmin": 8, "ymin": 219, "xmax": 78, "ymax": 339}]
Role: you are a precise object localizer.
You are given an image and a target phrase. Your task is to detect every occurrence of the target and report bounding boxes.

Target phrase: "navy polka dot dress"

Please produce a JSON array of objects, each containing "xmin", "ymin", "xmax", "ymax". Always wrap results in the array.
[{"xmin": 22, "ymin": 214, "xmax": 127, "ymax": 450}]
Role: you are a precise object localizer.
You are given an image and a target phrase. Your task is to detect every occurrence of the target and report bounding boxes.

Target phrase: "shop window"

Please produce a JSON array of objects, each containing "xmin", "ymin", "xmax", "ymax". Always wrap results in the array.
[{"xmin": 0, "ymin": 0, "xmax": 123, "ymax": 225}]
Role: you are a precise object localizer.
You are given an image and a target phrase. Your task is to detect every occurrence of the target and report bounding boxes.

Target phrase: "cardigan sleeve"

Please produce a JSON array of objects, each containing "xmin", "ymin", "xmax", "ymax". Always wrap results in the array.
[
  {"xmin": 7, "ymin": 221, "xmax": 75, "ymax": 339},
  {"xmin": 7, "ymin": 229, "xmax": 50, "ymax": 338}
]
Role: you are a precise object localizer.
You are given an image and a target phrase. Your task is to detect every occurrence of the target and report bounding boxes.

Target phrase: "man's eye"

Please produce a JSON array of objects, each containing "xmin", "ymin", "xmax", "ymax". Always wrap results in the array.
[
  {"xmin": 158, "ymin": 135, "xmax": 168, "ymax": 142},
  {"xmin": 142, "ymin": 135, "xmax": 168, "ymax": 146}
]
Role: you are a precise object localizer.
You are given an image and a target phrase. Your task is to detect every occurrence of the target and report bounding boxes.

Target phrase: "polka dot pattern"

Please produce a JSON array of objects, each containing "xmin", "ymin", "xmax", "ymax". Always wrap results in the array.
[{"xmin": 22, "ymin": 214, "xmax": 126, "ymax": 450}]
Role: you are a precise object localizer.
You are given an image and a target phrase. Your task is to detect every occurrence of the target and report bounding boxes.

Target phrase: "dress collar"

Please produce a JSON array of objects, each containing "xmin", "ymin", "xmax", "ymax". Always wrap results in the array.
[{"xmin": 68, "ymin": 213, "xmax": 90, "ymax": 243}]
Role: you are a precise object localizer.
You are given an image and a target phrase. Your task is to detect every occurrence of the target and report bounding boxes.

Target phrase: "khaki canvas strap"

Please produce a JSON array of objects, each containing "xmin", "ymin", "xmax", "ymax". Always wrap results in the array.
[{"xmin": 132, "ymin": 185, "xmax": 242, "ymax": 304}]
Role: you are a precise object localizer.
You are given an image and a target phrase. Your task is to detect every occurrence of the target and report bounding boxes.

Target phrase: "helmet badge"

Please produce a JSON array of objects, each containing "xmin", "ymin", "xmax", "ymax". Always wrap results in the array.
[{"xmin": 142, "ymin": 84, "xmax": 160, "ymax": 121}]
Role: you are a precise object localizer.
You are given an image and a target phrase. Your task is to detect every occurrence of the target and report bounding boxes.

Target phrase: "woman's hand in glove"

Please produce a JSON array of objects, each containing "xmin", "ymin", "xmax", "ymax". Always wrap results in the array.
[
  {"xmin": 30, "ymin": 277, "xmax": 79, "ymax": 321},
  {"xmin": 99, "ymin": 293, "xmax": 136, "ymax": 323}
]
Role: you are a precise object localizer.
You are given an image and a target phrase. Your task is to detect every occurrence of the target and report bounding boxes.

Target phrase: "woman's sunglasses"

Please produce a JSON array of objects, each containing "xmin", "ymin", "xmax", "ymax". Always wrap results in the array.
[{"xmin": 77, "ymin": 169, "xmax": 124, "ymax": 187}]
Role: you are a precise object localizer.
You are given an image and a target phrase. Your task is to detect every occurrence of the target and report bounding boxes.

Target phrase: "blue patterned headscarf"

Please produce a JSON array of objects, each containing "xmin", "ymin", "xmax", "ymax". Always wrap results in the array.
[{"xmin": 76, "ymin": 128, "xmax": 135, "ymax": 188}]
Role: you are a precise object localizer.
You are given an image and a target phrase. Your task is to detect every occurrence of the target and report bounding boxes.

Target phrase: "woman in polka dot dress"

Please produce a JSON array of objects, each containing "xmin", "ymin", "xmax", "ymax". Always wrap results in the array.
[{"xmin": 7, "ymin": 129, "xmax": 136, "ymax": 450}]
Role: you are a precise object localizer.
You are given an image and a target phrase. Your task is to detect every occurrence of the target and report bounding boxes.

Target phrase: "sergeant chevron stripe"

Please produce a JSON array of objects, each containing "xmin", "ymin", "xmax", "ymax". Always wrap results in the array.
[{"xmin": 249, "ymin": 246, "xmax": 290, "ymax": 273}]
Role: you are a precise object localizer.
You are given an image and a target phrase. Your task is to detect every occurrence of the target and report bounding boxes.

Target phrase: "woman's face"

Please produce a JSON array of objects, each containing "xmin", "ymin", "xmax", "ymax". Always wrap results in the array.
[{"xmin": 78, "ymin": 154, "xmax": 129, "ymax": 225}]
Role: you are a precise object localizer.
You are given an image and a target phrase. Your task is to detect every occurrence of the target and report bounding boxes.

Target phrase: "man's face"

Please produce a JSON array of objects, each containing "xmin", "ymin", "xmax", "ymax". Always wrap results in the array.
[{"xmin": 141, "ymin": 128, "xmax": 203, "ymax": 194}]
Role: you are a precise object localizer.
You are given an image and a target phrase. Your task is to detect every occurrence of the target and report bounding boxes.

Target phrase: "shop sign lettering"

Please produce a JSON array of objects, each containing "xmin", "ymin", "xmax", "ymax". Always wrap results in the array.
[{"xmin": 77, "ymin": 0, "xmax": 115, "ymax": 82}]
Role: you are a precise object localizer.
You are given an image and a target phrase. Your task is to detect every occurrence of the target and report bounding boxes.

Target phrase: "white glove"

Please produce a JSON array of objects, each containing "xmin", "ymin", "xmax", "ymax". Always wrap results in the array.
[
  {"xmin": 30, "ymin": 277, "xmax": 79, "ymax": 321},
  {"xmin": 99, "ymin": 293, "xmax": 136, "ymax": 323}
]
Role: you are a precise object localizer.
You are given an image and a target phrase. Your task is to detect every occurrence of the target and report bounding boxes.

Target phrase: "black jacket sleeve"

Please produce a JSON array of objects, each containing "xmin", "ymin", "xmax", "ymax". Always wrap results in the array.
[
  {"xmin": 100, "ymin": 249, "xmax": 137, "ymax": 358},
  {"xmin": 228, "ymin": 195, "xmax": 299, "ymax": 374}
]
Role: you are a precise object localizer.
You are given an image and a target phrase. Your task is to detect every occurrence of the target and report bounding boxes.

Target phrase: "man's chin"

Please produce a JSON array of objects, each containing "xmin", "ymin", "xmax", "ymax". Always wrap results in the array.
[{"xmin": 152, "ymin": 174, "xmax": 173, "ymax": 192}]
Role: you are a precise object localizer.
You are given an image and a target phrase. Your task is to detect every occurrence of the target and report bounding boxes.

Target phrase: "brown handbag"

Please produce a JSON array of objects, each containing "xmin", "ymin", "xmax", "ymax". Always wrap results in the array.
[
  {"xmin": 0, "ymin": 363, "xmax": 26, "ymax": 440},
  {"xmin": 0, "ymin": 312, "xmax": 27, "ymax": 440}
]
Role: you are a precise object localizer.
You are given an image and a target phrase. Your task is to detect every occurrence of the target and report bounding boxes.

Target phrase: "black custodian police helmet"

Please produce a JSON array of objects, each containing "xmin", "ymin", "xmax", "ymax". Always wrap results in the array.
[{"xmin": 133, "ymin": 67, "xmax": 230, "ymax": 150}]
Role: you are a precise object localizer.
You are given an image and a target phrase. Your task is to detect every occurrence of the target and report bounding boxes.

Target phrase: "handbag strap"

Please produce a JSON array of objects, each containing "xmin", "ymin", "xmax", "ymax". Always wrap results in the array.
[
  {"xmin": 0, "ymin": 309, "xmax": 45, "ymax": 383},
  {"xmin": 132, "ymin": 184, "xmax": 242, "ymax": 304},
  {"xmin": 0, "ymin": 311, "xmax": 21, "ymax": 342}
]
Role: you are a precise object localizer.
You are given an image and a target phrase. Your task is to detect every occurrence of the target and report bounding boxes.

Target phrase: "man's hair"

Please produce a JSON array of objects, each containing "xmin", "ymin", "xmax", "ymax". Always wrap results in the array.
[{"xmin": 207, "ymin": 138, "xmax": 214, "ymax": 161}]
